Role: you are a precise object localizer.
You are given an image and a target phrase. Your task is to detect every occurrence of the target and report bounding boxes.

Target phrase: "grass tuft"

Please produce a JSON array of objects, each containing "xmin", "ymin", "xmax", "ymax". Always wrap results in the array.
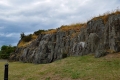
[{"xmin": 92, "ymin": 8, "xmax": 120, "ymax": 24}]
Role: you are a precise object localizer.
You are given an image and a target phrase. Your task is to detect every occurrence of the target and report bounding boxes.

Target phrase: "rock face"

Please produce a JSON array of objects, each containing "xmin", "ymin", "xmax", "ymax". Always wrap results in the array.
[{"xmin": 10, "ymin": 14, "xmax": 120, "ymax": 64}]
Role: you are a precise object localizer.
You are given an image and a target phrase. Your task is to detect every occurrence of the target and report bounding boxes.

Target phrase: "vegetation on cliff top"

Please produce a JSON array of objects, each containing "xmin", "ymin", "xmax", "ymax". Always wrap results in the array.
[
  {"xmin": 18, "ymin": 23, "xmax": 86, "ymax": 47},
  {"xmin": 92, "ymin": 8, "xmax": 120, "ymax": 23},
  {"xmin": 18, "ymin": 9, "xmax": 120, "ymax": 47}
]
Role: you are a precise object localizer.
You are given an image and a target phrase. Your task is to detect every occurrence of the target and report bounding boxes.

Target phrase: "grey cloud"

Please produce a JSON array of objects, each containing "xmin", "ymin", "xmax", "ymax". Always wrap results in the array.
[
  {"xmin": 0, "ymin": 34, "xmax": 19, "ymax": 47},
  {"xmin": 0, "ymin": 0, "xmax": 120, "ymax": 47}
]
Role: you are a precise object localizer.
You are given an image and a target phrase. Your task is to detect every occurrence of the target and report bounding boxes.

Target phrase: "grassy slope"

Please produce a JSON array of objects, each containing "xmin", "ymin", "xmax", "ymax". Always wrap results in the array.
[{"xmin": 0, "ymin": 53, "xmax": 120, "ymax": 80}]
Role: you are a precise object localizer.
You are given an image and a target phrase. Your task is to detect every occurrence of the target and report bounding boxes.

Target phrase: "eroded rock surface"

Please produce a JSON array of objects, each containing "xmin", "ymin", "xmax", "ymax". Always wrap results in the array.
[{"xmin": 10, "ymin": 14, "xmax": 120, "ymax": 63}]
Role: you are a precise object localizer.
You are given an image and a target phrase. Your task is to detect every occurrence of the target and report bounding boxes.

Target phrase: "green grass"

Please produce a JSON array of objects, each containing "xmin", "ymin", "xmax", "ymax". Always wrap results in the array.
[{"xmin": 0, "ymin": 54, "xmax": 120, "ymax": 80}]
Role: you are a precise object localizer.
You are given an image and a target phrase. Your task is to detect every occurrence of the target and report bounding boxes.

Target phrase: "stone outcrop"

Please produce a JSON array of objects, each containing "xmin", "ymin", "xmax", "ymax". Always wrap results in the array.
[{"xmin": 10, "ymin": 14, "xmax": 120, "ymax": 64}]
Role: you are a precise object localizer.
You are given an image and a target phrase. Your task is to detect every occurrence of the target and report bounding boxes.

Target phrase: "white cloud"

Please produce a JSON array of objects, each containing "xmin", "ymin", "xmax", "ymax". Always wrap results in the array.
[
  {"xmin": 0, "ymin": 33, "xmax": 20, "ymax": 37},
  {"xmin": 0, "ymin": 0, "xmax": 119, "ymax": 23},
  {"xmin": 0, "ymin": 0, "xmax": 11, "ymax": 6},
  {"xmin": 0, "ymin": 0, "xmax": 120, "ymax": 46},
  {"xmin": 5, "ymin": 33, "xmax": 16, "ymax": 37}
]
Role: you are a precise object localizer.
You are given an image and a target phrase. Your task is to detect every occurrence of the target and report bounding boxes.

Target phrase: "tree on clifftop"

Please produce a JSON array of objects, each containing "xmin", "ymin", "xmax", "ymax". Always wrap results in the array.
[{"xmin": 20, "ymin": 32, "xmax": 25, "ymax": 39}]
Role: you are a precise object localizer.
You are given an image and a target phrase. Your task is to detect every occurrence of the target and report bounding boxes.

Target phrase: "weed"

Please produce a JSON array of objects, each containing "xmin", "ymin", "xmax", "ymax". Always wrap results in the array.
[{"xmin": 71, "ymin": 71, "xmax": 80, "ymax": 79}]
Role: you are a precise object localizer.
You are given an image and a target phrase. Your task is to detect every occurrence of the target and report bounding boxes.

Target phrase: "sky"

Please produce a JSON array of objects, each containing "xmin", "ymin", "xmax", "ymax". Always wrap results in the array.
[{"xmin": 0, "ymin": 0, "xmax": 120, "ymax": 47}]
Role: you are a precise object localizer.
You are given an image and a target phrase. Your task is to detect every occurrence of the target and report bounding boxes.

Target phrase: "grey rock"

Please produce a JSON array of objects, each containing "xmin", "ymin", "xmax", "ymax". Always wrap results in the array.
[{"xmin": 9, "ymin": 14, "xmax": 120, "ymax": 64}]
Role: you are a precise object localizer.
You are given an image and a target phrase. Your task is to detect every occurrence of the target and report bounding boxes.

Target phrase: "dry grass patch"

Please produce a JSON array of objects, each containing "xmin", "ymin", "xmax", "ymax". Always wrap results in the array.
[
  {"xmin": 42, "ymin": 29, "xmax": 57, "ymax": 34},
  {"xmin": 31, "ymin": 34, "xmax": 38, "ymax": 39},
  {"xmin": 92, "ymin": 9, "xmax": 120, "ymax": 24},
  {"xmin": 17, "ymin": 40, "xmax": 31, "ymax": 47},
  {"xmin": 1, "ymin": 54, "xmax": 120, "ymax": 80},
  {"xmin": 18, "ymin": 34, "xmax": 38, "ymax": 47},
  {"xmin": 60, "ymin": 23, "xmax": 86, "ymax": 32}
]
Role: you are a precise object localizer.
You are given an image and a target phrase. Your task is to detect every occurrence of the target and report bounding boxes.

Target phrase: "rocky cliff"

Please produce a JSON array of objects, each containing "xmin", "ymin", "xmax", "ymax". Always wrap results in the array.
[{"xmin": 10, "ymin": 12, "xmax": 120, "ymax": 64}]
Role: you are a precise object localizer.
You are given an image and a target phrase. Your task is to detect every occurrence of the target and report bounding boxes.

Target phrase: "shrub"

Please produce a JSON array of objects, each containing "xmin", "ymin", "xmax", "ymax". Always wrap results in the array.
[
  {"xmin": 0, "ymin": 54, "xmax": 9, "ymax": 59},
  {"xmin": 22, "ymin": 34, "xmax": 32, "ymax": 42},
  {"xmin": 20, "ymin": 32, "xmax": 25, "ymax": 39},
  {"xmin": 0, "ymin": 45, "xmax": 16, "ymax": 59},
  {"xmin": 34, "ymin": 30, "xmax": 45, "ymax": 35}
]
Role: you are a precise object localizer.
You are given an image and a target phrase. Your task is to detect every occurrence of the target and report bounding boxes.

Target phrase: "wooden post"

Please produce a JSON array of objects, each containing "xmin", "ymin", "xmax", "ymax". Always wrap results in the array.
[{"xmin": 4, "ymin": 63, "xmax": 8, "ymax": 80}]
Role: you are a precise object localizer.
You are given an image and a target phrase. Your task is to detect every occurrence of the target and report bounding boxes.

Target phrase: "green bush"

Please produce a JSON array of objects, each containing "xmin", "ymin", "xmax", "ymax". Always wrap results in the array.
[
  {"xmin": 34, "ymin": 30, "xmax": 45, "ymax": 35},
  {"xmin": 22, "ymin": 34, "xmax": 32, "ymax": 42},
  {"xmin": 0, "ymin": 45, "xmax": 16, "ymax": 59},
  {"xmin": 0, "ymin": 54, "xmax": 9, "ymax": 59}
]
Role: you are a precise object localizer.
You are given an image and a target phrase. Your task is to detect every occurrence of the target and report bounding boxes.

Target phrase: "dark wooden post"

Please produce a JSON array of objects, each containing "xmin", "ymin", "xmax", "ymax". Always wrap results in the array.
[{"xmin": 4, "ymin": 63, "xmax": 9, "ymax": 80}]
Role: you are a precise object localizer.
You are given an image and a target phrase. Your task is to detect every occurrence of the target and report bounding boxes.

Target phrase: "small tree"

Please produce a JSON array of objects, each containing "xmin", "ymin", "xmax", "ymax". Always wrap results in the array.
[{"xmin": 20, "ymin": 32, "xmax": 25, "ymax": 39}]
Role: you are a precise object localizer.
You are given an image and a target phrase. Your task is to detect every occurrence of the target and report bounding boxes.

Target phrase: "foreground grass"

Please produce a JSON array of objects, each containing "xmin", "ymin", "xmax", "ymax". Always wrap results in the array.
[{"xmin": 0, "ymin": 54, "xmax": 120, "ymax": 80}]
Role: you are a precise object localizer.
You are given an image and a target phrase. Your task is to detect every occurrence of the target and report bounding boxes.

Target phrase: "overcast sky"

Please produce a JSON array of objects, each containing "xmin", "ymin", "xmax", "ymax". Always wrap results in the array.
[{"xmin": 0, "ymin": 0, "xmax": 120, "ymax": 47}]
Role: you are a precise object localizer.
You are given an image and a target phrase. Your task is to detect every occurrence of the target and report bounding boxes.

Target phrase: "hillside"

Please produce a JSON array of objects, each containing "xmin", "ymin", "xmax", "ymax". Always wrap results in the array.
[
  {"xmin": 9, "ymin": 10, "xmax": 120, "ymax": 64},
  {"xmin": 1, "ymin": 54, "xmax": 120, "ymax": 80}
]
